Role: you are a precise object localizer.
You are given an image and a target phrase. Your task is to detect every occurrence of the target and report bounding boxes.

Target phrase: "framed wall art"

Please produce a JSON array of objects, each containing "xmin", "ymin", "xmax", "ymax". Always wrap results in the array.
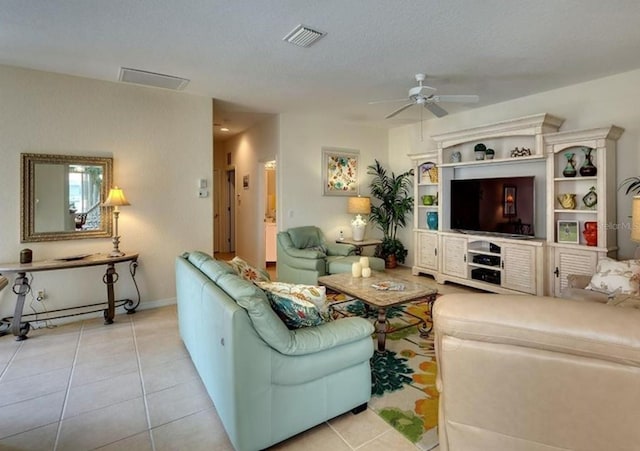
[
  {"xmin": 503, "ymin": 185, "xmax": 517, "ymax": 217},
  {"xmin": 557, "ymin": 220, "xmax": 579, "ymax": 244},
  {"xmin": 322, "ymin": 147, "xmax": 359, "ymax": 196}
]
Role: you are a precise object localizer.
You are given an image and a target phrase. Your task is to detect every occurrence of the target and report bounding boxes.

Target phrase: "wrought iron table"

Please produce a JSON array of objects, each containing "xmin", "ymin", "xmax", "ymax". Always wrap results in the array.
[{"xmin": 0, "ymin": 252, "xmax": 140, "ymax": 340}]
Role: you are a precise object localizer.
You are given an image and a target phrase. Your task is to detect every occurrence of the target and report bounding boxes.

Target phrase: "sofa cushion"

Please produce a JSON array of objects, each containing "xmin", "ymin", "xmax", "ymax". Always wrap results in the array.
[
  {"xmin": 607, "ymin": 293, "xmax": 640, "ymax": 309},
  {"xmin": 257, "ymin": 281, "xmax": 331, "ymax": 323},
  {"xmin": 257, "ymin": 282, "xmax": 324, "ymax": 328},
  {"xmin": 199, "ymin": 259, "xmax": 236, "ymax": 283},
  {"xmin": 185, "ymin": 250, "xmax": 213, "ymax": 268},
  {"xmin": 217, "ymin": 273, "xmax": 294, "ymax": 350},
  {"xmin": 288, "ymin": 226, "xmax": 322, "ymax": 249},
  {"xmin": 227, "ymin": 256, "xmax": 271, "ymax": 282},
  {"xmin": 586, "ymin": 258, "xmax": 640, "ymax": 295}
]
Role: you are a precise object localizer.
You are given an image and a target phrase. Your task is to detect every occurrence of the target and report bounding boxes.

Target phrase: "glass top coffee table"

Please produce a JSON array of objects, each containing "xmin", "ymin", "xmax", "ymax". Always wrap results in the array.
[{"xmin": 318, "ymin": 271, "xmax": 437, "ymax": 353}]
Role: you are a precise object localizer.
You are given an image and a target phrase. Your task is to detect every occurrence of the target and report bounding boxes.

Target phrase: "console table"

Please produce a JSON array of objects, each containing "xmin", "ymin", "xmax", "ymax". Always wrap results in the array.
[
  {"xmin": 0, "ymin": 252, "xmax": 140, "ymax": 340},
  {"xmin": 335, "ymin": 238, "xmax": 382, "ymax": 255}
]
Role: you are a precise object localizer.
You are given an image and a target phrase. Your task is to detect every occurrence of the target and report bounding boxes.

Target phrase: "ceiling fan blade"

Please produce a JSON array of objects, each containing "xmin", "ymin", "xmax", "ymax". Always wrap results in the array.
[
  {"xmin": 385, "ymin": 103, "xmax": 415, "ymax": 119},
  {"xmin": 368, "ymin": 98, "xmax": 409, "ymax": 105},
  {"xmin": 425, "ymin": 102, "xmax": 448, "ymax": 118},
  {"xmin": 432, "ymin": 94, "xmax": 479, "ymax": 104}
]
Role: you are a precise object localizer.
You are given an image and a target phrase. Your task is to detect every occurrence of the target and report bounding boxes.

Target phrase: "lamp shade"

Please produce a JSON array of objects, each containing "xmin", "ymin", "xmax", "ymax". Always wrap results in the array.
[
  {"xmin": 103, "ymin": 187, "xmax": 131, "ymax": 207},
  {"xmin": 348, "ymin": 196, "xmax": 371, "ymax": 215},
  {"xmin": 632, "ymin": 196, "xmax": 640, "ymax": 242}
]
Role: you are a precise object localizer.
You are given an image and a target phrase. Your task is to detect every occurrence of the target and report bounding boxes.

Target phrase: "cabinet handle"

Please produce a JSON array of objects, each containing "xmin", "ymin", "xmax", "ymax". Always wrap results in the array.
[
  {"xmin": 434, "ymin": 248, "xmax": 437, "ymax": 256},
  {"xmin": 501, "ymin": 261, "xmax": 504, "ymax": 269},
  {"xmin": 554, "ymin": 267, "xmax": 560, "ymax": 277},
  {"xmin": 463, "ymin": 255, "xmax": 467, "ymax": 262}
]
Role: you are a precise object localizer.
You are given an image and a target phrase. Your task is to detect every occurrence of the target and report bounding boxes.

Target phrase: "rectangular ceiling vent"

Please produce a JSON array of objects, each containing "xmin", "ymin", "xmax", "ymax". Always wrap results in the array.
[
  {"xmin": 118, "ymin": 67, "xmax": 190, "ymax": 90},
  {"xmin": 283, "ymin": 24, "xmax": 326, "ymax": 47}
]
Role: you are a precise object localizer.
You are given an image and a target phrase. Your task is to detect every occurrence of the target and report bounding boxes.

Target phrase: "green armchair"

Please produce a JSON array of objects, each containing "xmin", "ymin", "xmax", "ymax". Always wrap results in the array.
[{"xmin": 277, "ymin": 226, "xmax": 357, "ymax": 284}]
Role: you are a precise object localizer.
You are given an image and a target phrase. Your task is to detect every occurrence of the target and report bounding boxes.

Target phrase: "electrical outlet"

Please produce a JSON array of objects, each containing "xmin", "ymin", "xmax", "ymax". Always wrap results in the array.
[{"xmin": 36, "ymin": 289, "xmax": 46, "ymax": 301}]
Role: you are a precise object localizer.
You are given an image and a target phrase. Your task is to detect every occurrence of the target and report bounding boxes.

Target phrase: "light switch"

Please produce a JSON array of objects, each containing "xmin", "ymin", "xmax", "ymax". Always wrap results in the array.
[
  {"xmin": 199, "ymin": 178, "xmax": 208, "ymax": 189},
  {"xmin": 198, "ymin": 190, "xmax": 209, "ymax": 198}
]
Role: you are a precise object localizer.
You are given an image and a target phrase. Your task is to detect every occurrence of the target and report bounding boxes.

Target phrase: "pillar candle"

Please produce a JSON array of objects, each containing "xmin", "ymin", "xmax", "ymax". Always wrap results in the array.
[
  {"xmin": 351, "ymin": 262, "xmax": 362, "ymax": 277},
  {"xmin": 359, "ymin": 256, "xmax": 370, "ymax": 268},
  {"xmin": 362, "ymin": 267, "xmax": 372, "ymax": 278}
]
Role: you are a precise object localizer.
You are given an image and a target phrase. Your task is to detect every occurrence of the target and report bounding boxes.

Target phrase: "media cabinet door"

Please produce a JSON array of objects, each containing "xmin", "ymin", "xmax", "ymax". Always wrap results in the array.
[
  {"xmin": 502, "ymin": 244, "xmax": 537, "ymax": 294},
  {"xmin": 417, "ymin": 232, "xmax": 438, "ymax": 271},
  {"xmin": 441, "ymin": 235, "xmax": 467, "ymax": 278}
]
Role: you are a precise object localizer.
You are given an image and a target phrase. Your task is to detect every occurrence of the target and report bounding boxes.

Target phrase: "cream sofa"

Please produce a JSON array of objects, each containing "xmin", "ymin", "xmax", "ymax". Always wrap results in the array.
[{"xmin": 434, "ymin": 293, "xmax": 640, "ymax": 451}]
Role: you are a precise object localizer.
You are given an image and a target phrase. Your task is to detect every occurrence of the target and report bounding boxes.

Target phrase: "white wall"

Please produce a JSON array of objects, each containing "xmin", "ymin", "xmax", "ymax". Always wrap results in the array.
[
  {"xmin": 279, "ymin": 113, "xmax": 389, "ymax": 247},
  {"xmin": 391, "ymin": 68, "xmax": 640, "ymax": 262},
  {"xmin": 0, "ymin": 65, "xmax": 212, "ymax": 318},
  {"xmin": 221, "ymin": 116, "xmax": 279, "ymax": 266}
]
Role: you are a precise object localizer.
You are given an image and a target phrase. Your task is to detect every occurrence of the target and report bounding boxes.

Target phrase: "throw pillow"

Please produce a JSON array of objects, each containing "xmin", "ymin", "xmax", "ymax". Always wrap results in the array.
[
  {"xmin": 227, "ymin": 256, "xmax": 271, "ymax": 283},
  {"xmin": 256, "ymin": 281, "xmax": 330, "ymax": 329},
  {"xmin": 586, "ymin": 258, "xmax": 640, "ymax": 295}
]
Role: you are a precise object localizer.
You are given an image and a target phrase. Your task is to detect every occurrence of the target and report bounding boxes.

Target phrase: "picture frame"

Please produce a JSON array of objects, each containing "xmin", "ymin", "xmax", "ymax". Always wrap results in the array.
[
  {"xmin": 557, "ymin": 220, "xmax": 579, "ymax": 244},
  {"xmin": 322, "ymin": 147, "xmax": 359, "ymax": 196},
  {"xmin": 503, "ymin": 185, "xmax": 517, "ymax": 217}
]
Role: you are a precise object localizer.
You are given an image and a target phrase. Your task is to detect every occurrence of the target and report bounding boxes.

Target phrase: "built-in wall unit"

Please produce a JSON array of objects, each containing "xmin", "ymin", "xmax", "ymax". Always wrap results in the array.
[
  {"xmin": 544, "ymin": 126, "xmax": 623, "ymax": 295},
  {"xmin": 410, "ymin": 113, "xmax": 621, "ymax": 297}
]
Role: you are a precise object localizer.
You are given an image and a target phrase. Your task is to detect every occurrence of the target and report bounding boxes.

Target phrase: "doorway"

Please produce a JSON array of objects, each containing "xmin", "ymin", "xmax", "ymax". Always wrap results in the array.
[
  {"xmin": 264, "ymin": 161, "xmax": 277, "ymax": 266},
  {"xmin": 225, "ymin": 169, "xmax": 236, "ymax": 253}
]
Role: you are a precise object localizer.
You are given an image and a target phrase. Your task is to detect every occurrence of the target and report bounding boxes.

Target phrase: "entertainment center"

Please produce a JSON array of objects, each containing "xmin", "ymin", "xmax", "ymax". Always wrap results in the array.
[{"xmin": 411, "ymin": 113, "xmax": 623, "ymax": 297}]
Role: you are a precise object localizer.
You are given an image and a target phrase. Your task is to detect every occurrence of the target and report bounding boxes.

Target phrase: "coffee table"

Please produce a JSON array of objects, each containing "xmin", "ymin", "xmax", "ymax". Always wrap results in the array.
[{"xmin": 318, "ymin": 271, "xmax": 437, "ymax": 353}]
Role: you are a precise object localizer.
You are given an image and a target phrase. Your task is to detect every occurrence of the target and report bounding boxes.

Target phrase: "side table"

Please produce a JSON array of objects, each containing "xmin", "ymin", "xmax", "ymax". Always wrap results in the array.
[
  {"xmin": 0, "ymin": 252, "xmax": 140, "ymax": 340},
  {"xmin": 336, "ymin": 238, "xmax": 382, "ymax": 255}
]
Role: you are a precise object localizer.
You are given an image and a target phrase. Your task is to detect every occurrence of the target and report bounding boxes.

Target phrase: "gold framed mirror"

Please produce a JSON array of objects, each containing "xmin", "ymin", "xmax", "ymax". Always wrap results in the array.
[{"xmin": 21, "ymin": 153, "xmax": 113, "ymax": 242}]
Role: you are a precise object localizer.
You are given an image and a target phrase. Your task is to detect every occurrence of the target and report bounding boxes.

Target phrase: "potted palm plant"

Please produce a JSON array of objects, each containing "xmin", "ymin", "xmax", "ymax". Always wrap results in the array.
[{"xmin": 367, "ymin": 160, "xmax": 414, "ymax": 268}]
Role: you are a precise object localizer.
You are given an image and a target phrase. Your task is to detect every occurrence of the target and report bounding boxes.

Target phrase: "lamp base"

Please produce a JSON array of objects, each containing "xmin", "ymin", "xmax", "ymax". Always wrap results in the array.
[
  {"xmin": 108, "ymin": 236, "xmax": 125, "ymax": 258},
  {"xmin": 351, "ymin": 224, "xmax": 365, "ymax": 242}
]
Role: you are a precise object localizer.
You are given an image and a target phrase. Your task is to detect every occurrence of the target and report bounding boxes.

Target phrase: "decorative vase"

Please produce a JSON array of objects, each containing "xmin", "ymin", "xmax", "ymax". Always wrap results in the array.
[
  {"xmin": 422, "ymin": 195, "xmax": 434, "ymax": 205},
  {"xmin": 562, "ymin": 152, "xmax": 577, "ymax": 177},
  {"xmin": 385, "ymin": 254, "xmax": 397, "ymax": 269},
  {"xmin": 583, "ymin": 221, "xmax": 597, "ymax": 246},
  {"xmin": 579, "ymin": 147, "xmax": 597, "ymax": 176},
  {"xmin": 427, "ymin": 211, "xmax": 438, "ymax": 230}
]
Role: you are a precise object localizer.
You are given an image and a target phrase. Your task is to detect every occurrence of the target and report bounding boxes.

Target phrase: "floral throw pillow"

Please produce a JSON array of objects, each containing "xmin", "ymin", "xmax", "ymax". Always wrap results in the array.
[
  {"xmin": 227, "ymin": 256, "xmax": 271, "ymax": 283},
  {"xmin": 256, "ymin": 281, "xmax": 330, "ymax": 329},
  {"xmin": 585, "ymin": 258, "xmax": 640, "ymax": 295}
]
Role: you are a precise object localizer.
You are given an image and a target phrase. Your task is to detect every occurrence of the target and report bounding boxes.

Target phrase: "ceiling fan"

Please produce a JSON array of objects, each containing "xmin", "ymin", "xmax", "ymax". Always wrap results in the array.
[{"xmin": 370, "ymin": 73, "xmax": 479, "ymax": 119}]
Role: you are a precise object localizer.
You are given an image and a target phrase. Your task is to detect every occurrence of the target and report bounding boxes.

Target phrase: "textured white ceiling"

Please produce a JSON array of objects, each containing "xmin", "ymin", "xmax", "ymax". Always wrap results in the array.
[{"xmin": 3, "ymin": 1, "xmax": 640, "ymax": 139}]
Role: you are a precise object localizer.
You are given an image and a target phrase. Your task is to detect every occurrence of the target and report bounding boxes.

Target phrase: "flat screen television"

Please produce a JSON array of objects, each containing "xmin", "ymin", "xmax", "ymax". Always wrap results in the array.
[{"xmin": 450, "ymin": 176, "xmax": 535, "ymax": 237}]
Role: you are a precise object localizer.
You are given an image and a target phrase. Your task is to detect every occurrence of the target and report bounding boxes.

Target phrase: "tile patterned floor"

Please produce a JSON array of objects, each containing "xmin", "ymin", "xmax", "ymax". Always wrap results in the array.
[{"xmin": 0, "ymin": 263, "xmax": 467, "ymax": 450}]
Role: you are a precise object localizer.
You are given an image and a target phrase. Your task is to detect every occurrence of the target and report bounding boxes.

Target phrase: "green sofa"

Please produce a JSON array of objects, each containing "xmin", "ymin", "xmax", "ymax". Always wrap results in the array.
[
  {"xmin": 277, "ymin": 226, "xmax": 385, "ymax": 284},
  {"xmin": 176, "ymin": 251, "xmax": 374, "ymax": 451}
]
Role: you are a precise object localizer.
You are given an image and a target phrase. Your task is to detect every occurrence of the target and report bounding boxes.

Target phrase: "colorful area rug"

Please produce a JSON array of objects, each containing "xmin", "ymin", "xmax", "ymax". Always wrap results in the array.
[{"xmin": 328, "ymin": 294, "xmax": 440, "ymax": 451}]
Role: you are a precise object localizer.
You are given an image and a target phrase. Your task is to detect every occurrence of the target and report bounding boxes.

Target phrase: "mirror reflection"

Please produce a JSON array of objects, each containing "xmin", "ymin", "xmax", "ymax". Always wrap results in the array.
[{"xmin": 22, "ymin": 153, "xmax": 113, "ymax": 242}]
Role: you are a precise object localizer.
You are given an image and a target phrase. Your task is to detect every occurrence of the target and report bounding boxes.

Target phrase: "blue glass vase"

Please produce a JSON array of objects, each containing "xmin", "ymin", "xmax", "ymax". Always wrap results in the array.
[{"xmin": 427, "ymin": 211, "xmax": 438, "ymax": 230}]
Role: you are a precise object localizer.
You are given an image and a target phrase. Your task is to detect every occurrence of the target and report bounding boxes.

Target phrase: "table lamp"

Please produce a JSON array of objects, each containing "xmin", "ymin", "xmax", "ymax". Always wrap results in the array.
[
  {"xmin": 102, "ymin": 186, "xmax": 130, "ymax": 257},
  {"xmin": 348, "ymin": 196, "xmax": 371, "ymax": 242},
  {"xmin": 632, "ymin": 196, "xmax": 640, "ymax": 258}
]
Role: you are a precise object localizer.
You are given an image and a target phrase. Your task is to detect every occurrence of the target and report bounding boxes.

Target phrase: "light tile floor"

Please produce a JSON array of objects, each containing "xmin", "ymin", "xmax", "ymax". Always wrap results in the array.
[{"xmin": 0, "ymin": 265, "xmax": 472, "ymax": 450}]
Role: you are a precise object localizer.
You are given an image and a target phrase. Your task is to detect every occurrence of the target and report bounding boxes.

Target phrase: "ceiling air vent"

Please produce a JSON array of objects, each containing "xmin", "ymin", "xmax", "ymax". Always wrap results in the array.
[
  {"xmin": 119, "ymin": 67, "xmax": 190, "ymax": 90},
  {"xmin": 283, "ymin": 24, "xmax": 326, "ymax": 47}
]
